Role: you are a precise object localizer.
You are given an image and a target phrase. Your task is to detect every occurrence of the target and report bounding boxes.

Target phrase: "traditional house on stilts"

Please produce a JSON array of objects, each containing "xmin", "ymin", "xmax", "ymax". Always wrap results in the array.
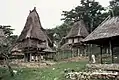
[
  {"xmin": 60, "ymin": 20, "xmax": 89, "ymax": 58},
  {"xmin": 83, "ymin": 16, "xmax": 119, "ymax": 64},
  {"xmin": 13, "ymin": 7, "xmax": 55, "ymax": 62}
]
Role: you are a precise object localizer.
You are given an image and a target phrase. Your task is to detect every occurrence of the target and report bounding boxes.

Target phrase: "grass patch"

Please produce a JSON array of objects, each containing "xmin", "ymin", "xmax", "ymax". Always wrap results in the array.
[{"xmin": 0, "ymin": 60, "xmax": 88, "ymax": 80}]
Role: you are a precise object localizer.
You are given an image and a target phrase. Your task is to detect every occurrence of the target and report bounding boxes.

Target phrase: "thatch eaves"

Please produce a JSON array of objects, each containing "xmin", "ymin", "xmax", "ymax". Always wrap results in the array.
[
  {"xmin": 66, "ymin": 20, "xmax": 89, "ymax": 39},
  {"xmin": 83, "ymin": 16, "xmax": 119, "ymax": 43}
]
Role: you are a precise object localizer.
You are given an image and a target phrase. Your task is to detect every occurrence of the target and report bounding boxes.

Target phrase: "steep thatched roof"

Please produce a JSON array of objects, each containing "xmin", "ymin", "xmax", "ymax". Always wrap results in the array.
[
  {"xmin": 14, "ymin": 7, "xmax": 54, "ymax": 54},
  {"xmin": 17, "ymin": 7, "xmax": 51, "ymax": 43},
  {"xmin": 66, "ymin": 20, "xmax": 89, "ymax": 39},
  {"xmin": 16, "ymin": 7, "xmax": 52, "ymax": 48},
  {"xmin": 83, "ymin": 16, "xmax": 119, "ymax": 43}
]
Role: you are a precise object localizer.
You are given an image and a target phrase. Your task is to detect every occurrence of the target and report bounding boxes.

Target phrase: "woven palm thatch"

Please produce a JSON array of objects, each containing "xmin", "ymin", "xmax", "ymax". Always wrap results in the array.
[
  {"xmin": 16, "ymin": 7, "xmax": 52, "ymax": 51},
  {"xmin": 60, "ymin": 43, "xmax": 71, "ymax": 51},
  {"xmin": 11, "ymin": 44, "xmax": 23, "ymax": 56},
  {"xmin": 0, "ymin": 29, "xmax": 5, "ymax": 42},
  {"xmin": 83, "ymin": 16, "xmax": 119, "ymax": 43},
  {"xmin": 66, "ymin": 20, "xmax": 89, "ymax": 38},
  {"xmin": 43, "ymin": 46, "xmax": 55, "ymax": 53},
  {"xmin": 18, "ymin": 7, "xmax": 50, "ymax": 42},
  {"xmin": 0, "ymin": 29, "xmax": 5, "ymax": 59}
]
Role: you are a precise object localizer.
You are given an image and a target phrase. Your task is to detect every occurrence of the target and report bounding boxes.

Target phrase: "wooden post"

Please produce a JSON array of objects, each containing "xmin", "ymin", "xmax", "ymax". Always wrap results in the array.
[
  {"xmin": 106, "ymin": 47, "xmax": 109, "ymax": 54},
  {"xmin": 84, "ymin": 47, "xmax": 87, "ymax": 57},
  {"xmin": 24, "ymin": 53, "xmax": 28, "ymax": 62},
  {"xmin": 77, "ymin": 48, "xmax": 80, "ymax": 57},
  {"xmin": 100, "ymin": 46, "xmax": 103, "ymax": 64},
  {"xmin": 89, "ymin": 44, "xmax": 92, "ymax": 62},
  {"xmin": 24, "ymin": 53, "xmax": 26, "ymax": 62},
  {"xmin": 71, "ymin": 48, "xmax": 73, "ymax": 57},
  {"xmin": 30, "ymin": 53, "xmax": 32, "ymax": 62},
  {"xmin": 109, "ymin": 40, "xmax": 114, "ymax": 63},
  {"xmin": 38, "ymin": 54, "xmax": 41, "ymax": 62}
]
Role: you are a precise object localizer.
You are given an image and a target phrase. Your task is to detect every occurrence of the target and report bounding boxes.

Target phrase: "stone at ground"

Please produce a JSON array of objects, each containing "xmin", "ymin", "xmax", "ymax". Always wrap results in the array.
[
  {"xmin": 13, "ymin": 70, "xmax": 17, "ymax": 74},
  {"xmin": 8, "ymin": 61, "xmax": 56, "ymax": 68}
]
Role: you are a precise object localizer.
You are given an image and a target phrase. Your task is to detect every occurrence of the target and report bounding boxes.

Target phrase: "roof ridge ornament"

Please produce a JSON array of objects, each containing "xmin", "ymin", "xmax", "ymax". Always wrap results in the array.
[{"xmin": 34, "ymin": 7, "xmax": 36, "ymax": 10}]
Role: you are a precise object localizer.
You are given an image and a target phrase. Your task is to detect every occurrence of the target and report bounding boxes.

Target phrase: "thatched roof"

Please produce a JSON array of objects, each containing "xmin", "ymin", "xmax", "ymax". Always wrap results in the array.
[
  {"xmin": 12, "ymin": 44, "xmax": 22, "ymax": 52},
  {"xmin": 0, "ymin": 29, "xmax": 5, "ymax": 58},
  {"xmin": 14, "ymin": 7, "xmax": 54, "ymax": 54},
  {"xmin": 17, "ymin": 7, "xmax": 52, "ymax": 48},
  {"xmin": 17, "ymin": 7, "xmax": 51, "ymax": 43},
  {"xmin": 43, "ymin": 46, "xmax": 55, "ymax": 53},
  {"xmin": 66, "ymin": 20, "xmax": 89, "ymax": 39},
  {"xmin": 60, "ymin": 43, "xmax": 71, "ymax": 51},
  {"xmin": 0, "ymin": 29, "xmax": 5, "ymax": 41},
  {"xmin": 11, "ymin": 43, "xmax": 24, "ymax": 55},
  {"xmin": 83, "ymin": 16, "xmax": 119, "ymax": 44},
  {"xmin": 0, "ymin": 29, "xmax": 5, "ymax": 37}
]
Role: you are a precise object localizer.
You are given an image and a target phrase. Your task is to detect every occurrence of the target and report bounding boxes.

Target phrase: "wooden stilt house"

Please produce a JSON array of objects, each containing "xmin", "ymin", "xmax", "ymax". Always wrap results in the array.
[
  {"xmin": 14, "ymin": 7, "xmax": 54, "ymax": 62},
  {"xmin": 83, "ymin": 16, "xmax": 119, "ymax": 63},
  {"xmin": 60, "ymin": 20, "xmax": 89, "ymax": 57}
]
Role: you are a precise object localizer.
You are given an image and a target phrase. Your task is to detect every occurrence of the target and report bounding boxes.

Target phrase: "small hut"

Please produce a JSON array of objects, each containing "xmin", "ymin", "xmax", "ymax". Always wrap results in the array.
[
  {"xmin": 60, "ymin": 43, "xmax": 72, "ymax": 59},
  {"xmin": 83, "ymin": 16, "xmax": 119, "ymax": 63},
  {"xmin": 11, "ymin": 44, "xmax": 24, "ymax": 61},
  {"xmin": 61, "ymin": 20, "xmax": 89, "ymax": 57},
  {"xmin": 14, "ymin": 7, "xmax": 54, "ymax": 62}
]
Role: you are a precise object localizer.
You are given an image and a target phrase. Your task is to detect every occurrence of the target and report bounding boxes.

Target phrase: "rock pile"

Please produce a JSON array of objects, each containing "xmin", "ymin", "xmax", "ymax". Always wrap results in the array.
[
  {"xmin": 65, "ymin": 71, "xmax": 119, "ymax": 80},
  {"xmin": 65, "ymin": 64, "xmax": 119, "ymax": 80}
]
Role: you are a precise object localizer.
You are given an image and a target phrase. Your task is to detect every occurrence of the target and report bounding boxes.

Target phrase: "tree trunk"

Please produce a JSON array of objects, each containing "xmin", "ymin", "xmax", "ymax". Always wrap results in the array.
[{"xmin": 5, "ymin": 58, "xmax": 14, "ymax": 77}]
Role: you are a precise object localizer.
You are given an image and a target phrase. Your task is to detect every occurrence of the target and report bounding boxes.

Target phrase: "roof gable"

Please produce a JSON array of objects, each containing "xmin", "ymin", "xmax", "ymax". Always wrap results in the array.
[
  {"xmin": 66, "ymin": 20, "xmax": 89, "ymax": 38},
  {"xmin": 83, "ymin": 16, "xmax": 119, "ymax": 42},
  {"xmin": 17, "ymin": 7, "xmax": 47, "ymax": 42}
]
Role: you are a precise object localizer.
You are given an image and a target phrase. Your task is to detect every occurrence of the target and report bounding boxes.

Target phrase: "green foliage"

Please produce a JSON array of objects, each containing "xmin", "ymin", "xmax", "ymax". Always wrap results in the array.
[
  {"xmin": 0, "ymin": 26, "xmax": 18, "ymax": 77},
  {"xmin": 62, "ymin": 0, "xmax": 109, "ymax": 32},
  {"xmin": 0, "ymin": 26, "xmax": 18, "ymax": 56},
  {"xmin": 0, "ymin": 25, "xmax": 14, "ymax": 37},
  {"xmin": 0, "ymin": 60, "xmax": 88, "ymax": 80},
  {"xmin": 109, "ymin": 0, "xmax": 119, "ymax": 16},
  {"xmin": 46, "ymin": 23, "xmax": 71, "ymax": 43}
]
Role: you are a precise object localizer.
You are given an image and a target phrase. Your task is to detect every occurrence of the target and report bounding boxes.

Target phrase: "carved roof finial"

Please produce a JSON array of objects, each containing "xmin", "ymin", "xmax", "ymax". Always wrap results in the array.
[{"xmin": 34, "ymin": 7, "xmax": 36, "ymax": 10}]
